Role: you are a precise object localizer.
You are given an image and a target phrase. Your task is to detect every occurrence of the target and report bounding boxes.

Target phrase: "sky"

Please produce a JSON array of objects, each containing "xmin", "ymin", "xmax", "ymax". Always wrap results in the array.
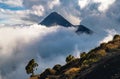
[
  {"xmin": 0, "ymin": 0, "xmax": 120, "ymax": 79},
  {"xmin": 0, "ymin": 0, "xmax": 118, "ymax": 25}
]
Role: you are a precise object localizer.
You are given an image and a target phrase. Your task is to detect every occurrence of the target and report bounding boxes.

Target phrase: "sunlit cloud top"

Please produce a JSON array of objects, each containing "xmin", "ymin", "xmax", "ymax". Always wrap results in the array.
[{"xmin": 0, "ymin": 0, "xmax": 119, "ymax": 25}]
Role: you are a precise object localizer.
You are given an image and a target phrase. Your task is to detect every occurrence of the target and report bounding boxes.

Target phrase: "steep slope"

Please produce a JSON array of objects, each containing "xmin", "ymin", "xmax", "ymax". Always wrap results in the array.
[
  {"xmin": 77, "ymin": 53, "xmax": 120, "ymax": 79},
  {"xmin": 38, "ymin": 34, "xmax": 120, "ymax": 79},
  {"xmin": 39, "ymin": 12, "xmax": 93, "ymax": 34},
  {"xmin": 40, "ymin": 12, "xmax": 72, "ymax": 27},
  {"xmin": 76, "ymin": 25, "xmax": 93, "ymax": 34}
]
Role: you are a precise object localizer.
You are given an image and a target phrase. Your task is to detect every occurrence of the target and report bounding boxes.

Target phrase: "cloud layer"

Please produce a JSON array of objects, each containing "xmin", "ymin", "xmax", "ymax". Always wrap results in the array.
[
  {"xmin": 0, "ymin": 0, "xmax": 118, "ymax": 25},
  {"xmin": 0, "ymin": 24, "xmax": 119, "ymax": 79},
  {"xmin": 0, "ymin": 0, "xmax": 120, "ymax": 79},
  {"xmin": 0, "ymin": 0, "xmax": 120, "ymax": 30}
]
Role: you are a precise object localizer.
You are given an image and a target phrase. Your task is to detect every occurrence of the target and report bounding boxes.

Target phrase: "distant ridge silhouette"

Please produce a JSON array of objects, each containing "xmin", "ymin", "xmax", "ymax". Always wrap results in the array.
[
  {"xmin": 40, "ymin": 12, "xmax": 93, "ymax": 34},
  {"xmin": 40, "ymin": 12, "xmax": 72, "ymax": 27}
]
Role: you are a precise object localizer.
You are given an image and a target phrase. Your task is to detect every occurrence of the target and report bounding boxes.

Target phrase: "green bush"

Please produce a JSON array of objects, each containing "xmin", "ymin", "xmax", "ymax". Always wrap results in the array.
[
  {"xmin": 100, "ymin": 43, "xmax": 107, "ymax": 48},
  {"xmin": 106, "ymin": 43, "xmax": 118, "ymax": 50},
  {"xmin": 53, "ymin": 64, "xmax": 61, "ymax": 71},
  {"xmin": 113, "ymin": 34, "xmax": 120, "ymax": 41},
  {"xmin": 80, "ymin": 52, "xmax": 87, "ymax": 58},
  {"xmin": 25, "ymin": 59, "xmax": 38, "ymax": 76},
  {"xmin": 66, "ymin": 55, "xmax": 75, "ymax": 63},
  {"xmin": 40, "ymin": 68, "xmax": 56, "ymax": 79},
  {"xmin": 96, "ymin": 49, "xmax": 106, "ymax": 57},
  {"xmin": 82, "ymin": 58, "xmax": 98, "ymax": 65},
  {"xmin": 80, "ymin": 50, "xmax": 105, "ymax": 69},
  {"xmin": 45, "ymin": 68, "xmax": 56, "ymax": 75}
]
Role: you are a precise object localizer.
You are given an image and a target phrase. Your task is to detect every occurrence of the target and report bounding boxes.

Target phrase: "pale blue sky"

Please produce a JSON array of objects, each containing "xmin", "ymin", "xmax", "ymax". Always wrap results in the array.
[{"xmin": 0, "ymin": 2, "xmax": 25, "ymax": 10}]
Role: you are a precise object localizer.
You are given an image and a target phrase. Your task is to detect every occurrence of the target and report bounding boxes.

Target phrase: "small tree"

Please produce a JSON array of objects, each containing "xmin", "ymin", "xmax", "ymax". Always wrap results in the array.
[
  {"xmin": 113, "ymin": 34, "xmax": 120, "ymax": 40},
  {"xmin": 66, "ymin": 55, "xmax": 75, "ymax": 63},
  {"xmin": 80, "ymin": 52, "xmax": 87, "ymax": 58},
  {"xmin": 53, "ymin": 64, "xmax": 61, "ymax": 71},
  {"xmin": 25, "ymin": 59, "xmax": 38, "ymax": 76}
]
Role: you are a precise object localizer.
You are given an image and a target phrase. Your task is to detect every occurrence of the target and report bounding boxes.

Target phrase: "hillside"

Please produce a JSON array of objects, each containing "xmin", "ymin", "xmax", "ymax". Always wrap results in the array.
[{"xmin": 30, "ymin": 34, "xmax": 120, "ymax": 79}]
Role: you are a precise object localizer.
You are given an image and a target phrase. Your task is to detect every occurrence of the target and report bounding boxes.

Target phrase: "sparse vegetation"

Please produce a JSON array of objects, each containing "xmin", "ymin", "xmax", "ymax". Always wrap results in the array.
[
  {"xmin": 113, "ymin": 34, "xmax": 120, "ymax": 41},
  {"xmin": 25, "ymin": 59, "xmax": 38, "ymax": 76},
  {"xmin": 45, "ymin": 68, "xmax": 56, "ymax": 75},
  {"xmin": 65, "ymin": 67, "xmax": 80, "ymax": 75},
  {"xmin": 29, "ymin": 34, "xmax": 120, "ymax": 79},
  {"xmin": 66, "ymin": 55, "xmax": 75, "ymax": 63},
  {"xmin": 96, "ymin": 49, "xmax": 106, "ymax": 57},
  {"xmin": 40, "ymin": 68, "xmax": 56, "ymax": 79},
  {"xmin": 53, "ymin": 64, "xmax": 61, "ymax": 72},
  {"xmin": 80, "ymin": 52, "xmax": 87, "ymax": 58}
]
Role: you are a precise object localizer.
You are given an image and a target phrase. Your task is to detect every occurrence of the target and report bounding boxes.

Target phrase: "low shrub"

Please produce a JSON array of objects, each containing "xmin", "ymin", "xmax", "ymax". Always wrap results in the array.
[
  {"xmin": 80, "ymin": 52, "xmax": 87, "ymax": 58},
  {"xmin": 66, "ymin": 55, "xmax": 75, "ymax": 63},
  {"xmin": 53, "ymin": 64, "xmax": 61, "ymax": 71},
  {"xmin": 65, "ymin": 67, "xmax": 80, "ymax": 75}
]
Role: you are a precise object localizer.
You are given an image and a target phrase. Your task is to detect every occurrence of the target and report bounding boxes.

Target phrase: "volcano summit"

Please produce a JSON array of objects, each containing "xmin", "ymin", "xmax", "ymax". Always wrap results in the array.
[{"xmin": 40, "ymin": 12, "xmax": 93, "ymax": 34}]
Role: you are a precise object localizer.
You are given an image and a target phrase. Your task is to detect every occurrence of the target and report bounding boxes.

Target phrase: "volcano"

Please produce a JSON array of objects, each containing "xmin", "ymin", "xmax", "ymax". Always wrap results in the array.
[
  {"xmin": 40, "ymin": 12, "xmax": 72, "ymax": 27},
  {"xmin": 40, "ymin": 12, "xmax": 93, "ymax": 34}
]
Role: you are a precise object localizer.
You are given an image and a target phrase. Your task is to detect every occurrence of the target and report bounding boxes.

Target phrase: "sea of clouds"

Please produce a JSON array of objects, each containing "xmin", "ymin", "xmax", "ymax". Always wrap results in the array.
[
  {"xmin": 0, "ymin": 24, "xmax": 119, "ymax": 79},
  {"xmin": 0, "ymin": 0, "xmax": 120, "ymax": 79}
]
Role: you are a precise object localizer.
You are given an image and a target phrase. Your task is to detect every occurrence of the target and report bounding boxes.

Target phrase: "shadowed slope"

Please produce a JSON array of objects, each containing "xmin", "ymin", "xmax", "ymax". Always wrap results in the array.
[
  {"xmin": 40, "ymin": 12, "xmax": 72, "ymax": 27},
  {"xmin": 40, "ymin": 12, "xmax": 93, "ymax": 34}
]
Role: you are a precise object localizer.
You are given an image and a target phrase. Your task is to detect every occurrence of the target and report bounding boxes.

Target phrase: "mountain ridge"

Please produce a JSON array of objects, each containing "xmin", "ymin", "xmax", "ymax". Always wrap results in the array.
[
  {"xmin": 39, "ymin": 12, "xmax": 93, "ymax": 34},
  {"xmin": 34, "ymin": 34, "xmax": 120, "ymax": 79},
  {"xmin": 40, "ymin": 12, "xmax": 73, "ymax": 27}
]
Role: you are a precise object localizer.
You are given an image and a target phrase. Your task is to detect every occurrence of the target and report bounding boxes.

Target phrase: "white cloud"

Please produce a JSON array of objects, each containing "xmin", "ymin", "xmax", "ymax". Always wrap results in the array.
[
  {"xmin": 0, "ymin": 0, "xmax": 23, "ymax": 7},
  {"xmin": 78, "ymin": 0, "xmax": 90, "ymax": 9},
  {"xmin": 0, "ymin": 8, "xmax": 36, "ymax": 24},
  {"xmin": 0, "ymin": 24, "xmax": 64, "ymax": 79},
  {"xmin": 48, "ymin": 0, "xmax": 60, "ymax": 9},
  {"xmin": 93, "ymin": 0, "xmax": 116, "ymax": 12},
  {"xmin": 99, "ymin": 29, "xmax": 118, "ymax": 43},
  {"xmin": 0, "ymin": 20, "xmax": 120, "ymax": 79},
  {"xmin": 0, "ymin": 25, "xmax": 40, "ymax": 56},
  {"xmin": 0, "ymin": 0, "xmax": 118, "ymax": 25},
  {"xmin": 31, "ymin": 5, "xmax": 45, "ymax": 16},
  {"xmin": 78, "ymin": 0, "xmax": 116, "ymax": 12},
  {"xmin": 65, "ymin": 13, "xmax": 81, "ymax": 25},
  {"xmin": 0, "ymin": 24, "xmax": 113, "ymax": 79}
]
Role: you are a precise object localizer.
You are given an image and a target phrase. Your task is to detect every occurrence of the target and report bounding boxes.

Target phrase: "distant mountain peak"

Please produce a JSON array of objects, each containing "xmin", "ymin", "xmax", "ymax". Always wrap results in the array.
[
  {"xmin": 40, "ymin": 12, "xmax": 73, "ymax": 27},
  {"xmin": 50, "ymin": 12, "xmax": 59, "ymax": 15},
  {"xmin": 76, "ymin": 25, "xmax": 93, "ymax": 34},
  {"xmin": 39, "ymin": 12, "xmax": 93, "ymax": 34}
]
